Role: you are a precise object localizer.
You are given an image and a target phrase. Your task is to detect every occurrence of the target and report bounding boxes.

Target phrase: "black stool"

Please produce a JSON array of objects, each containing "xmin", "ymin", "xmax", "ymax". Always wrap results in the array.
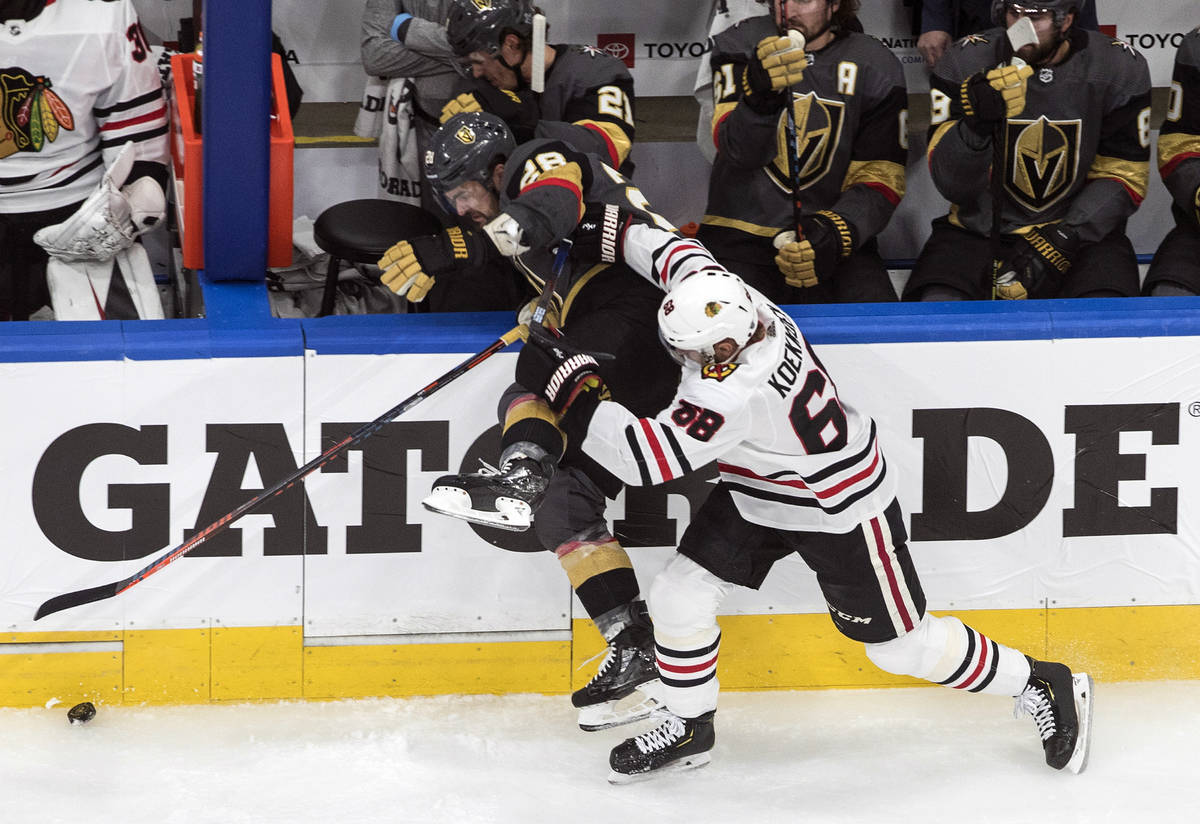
[{"xmin": 312, "ymin": 199, "xmax": 442, "ymax": 317}]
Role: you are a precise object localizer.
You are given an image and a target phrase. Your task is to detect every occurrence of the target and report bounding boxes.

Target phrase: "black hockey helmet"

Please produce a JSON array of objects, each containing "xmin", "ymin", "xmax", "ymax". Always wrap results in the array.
[
  {"xmin": 446, "ymin": 0, "xmax": 536, "ymax": 58},
  {"xmin": 991, "ymin": 0, "xmax": 1079, "ymax": 25},
  {"xmin": 425, "ymin": 112, "xmax": 516, "ymax": 193}
]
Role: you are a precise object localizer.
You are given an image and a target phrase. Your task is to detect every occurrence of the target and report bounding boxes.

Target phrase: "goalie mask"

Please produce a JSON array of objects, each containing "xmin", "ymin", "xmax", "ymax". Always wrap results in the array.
[
  {"xmin": 657, "ymin": 271, "xmax": 760, "ymax": 366},
  {"xmin": 991, "ymin": 0, "xmax": 1078, "ymax": 25},
  {"xmin": 446, "ymin": 0, "xmax": 537, "ymax": 58},
  {"xmin": 425, "ymin": 112, "xmax": 516, "ymax": 193}
]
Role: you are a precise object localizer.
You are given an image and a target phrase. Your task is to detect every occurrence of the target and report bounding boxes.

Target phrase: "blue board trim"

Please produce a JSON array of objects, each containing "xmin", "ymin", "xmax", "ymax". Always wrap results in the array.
[{"xmin": 1, "ymin": 298, "xmax": 1198, "ymax": 363}]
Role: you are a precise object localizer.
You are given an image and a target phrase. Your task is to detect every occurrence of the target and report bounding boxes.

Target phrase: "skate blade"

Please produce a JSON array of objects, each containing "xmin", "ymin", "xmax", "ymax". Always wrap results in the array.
[
  {"xmin": 607, "ymin": 752, "xmax": 711, "ymax": 785},
  {"xmin": 1066, "ymin": 672, "xmax": 1094, "ymax": 775},
  {"xmin": 577, "ymin": 680, "xmax": 664, "ymax": 731},
  {"xmin": 422, "ymin": 488, "xmax": 532, "ymax": 532}
]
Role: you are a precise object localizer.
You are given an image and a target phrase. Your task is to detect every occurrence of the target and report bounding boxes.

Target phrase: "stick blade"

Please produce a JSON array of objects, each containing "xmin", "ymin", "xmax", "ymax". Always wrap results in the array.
[{"xmin": 34, "ymin": 581, "xmax": 122, "ymax": 621}]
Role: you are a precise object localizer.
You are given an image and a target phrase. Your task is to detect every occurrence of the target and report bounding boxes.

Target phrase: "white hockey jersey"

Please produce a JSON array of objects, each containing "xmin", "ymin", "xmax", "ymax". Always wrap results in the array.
[
  {"xmin": 0, "ymin": 0, "xmax": 169, "ymax": 213},
  {"xmin": 582, "ymin": 225, "xmax": 896, "ymax": 533}
]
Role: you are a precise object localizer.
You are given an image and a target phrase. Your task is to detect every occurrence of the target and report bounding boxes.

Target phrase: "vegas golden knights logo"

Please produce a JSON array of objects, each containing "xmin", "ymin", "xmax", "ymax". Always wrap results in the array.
[
  {"xmin": 770, "ymin": 92, "xmax": 845, "ymax": 191},
  {"xmin": 1004, "ymin": 116, "xmax": 1081, "ymax": 212}
]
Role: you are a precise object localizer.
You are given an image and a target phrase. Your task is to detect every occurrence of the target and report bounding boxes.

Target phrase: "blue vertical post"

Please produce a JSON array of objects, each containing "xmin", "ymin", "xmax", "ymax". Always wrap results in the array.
[{"xmin": 202, "ymin": 1, "xmax": 271, "ymax": 284}]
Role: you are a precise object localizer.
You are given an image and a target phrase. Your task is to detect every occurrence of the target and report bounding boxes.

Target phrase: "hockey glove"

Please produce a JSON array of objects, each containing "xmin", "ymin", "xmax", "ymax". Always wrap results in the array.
[
  {"xmin": 569, "ymin": 202, "xmax": 635, "ymax": 265},
  {"xmin": 378, "ymin": 225, "xmax": 492, "ymax": 303},
  {"xmin": 440, "ymin": 82, "xmax": 540, "ymax": 142},
  {"xmin": 959, "ymin": 63, "xmax": 1033, "ymax": 135},
  {"xmin": 994, "ymin": 224, "xmax": 1081, "ymax": 300},
  {"xmin": 742, "ymin": 32, "xmax": 806, "ymax": 115},
  {"xmin": 516, "ymin": 296, "xmax": 562, "ymax": 332},
  {"xmin": 772, "ymin": 211, "xmax": 856, "ymax": 289},
  {"xmin": 515, "ymin": 325, "xmax": 608, "ymax": 423}
]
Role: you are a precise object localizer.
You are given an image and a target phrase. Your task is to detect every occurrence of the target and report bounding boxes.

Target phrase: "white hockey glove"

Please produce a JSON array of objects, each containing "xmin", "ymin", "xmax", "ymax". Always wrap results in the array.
[
  {"xmin": 33, "ymin": 142, "xmax": 166, "ymax": 263},
  {"xmin": 483, "ymin": 212, "xmax": 531, "ymax": 257}
]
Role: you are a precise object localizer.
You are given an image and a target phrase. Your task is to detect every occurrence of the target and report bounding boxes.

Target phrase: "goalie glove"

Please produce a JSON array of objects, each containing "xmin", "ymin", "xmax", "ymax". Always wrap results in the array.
[
  {"xmin": 994, "ymin": 224, "xmax": 1081, "ymax": 300},
  {"xmin": 377, "ymin": 225, "xmax": 493, "ymax": 302},
  {"xmin": 772, "ymin": 211, "xmax": 855, "ymax": 289},
  {"xmin": 959, "ymin": 63, "xmax": 1033, "ymax": 136},
  {"xmin": 569, "ymin": 202, "xmax": 634, "ymax": 264},
  {"xmin": 33, "ymin": 142, "xmax": 166, "ymax": 263},
  {"xmin": 742, "ymin": 32, "xmax": 806, "ymax": 115},
  {"xmin": 515, "ymin": 324, "xmax": 608, "ymax": 424}
]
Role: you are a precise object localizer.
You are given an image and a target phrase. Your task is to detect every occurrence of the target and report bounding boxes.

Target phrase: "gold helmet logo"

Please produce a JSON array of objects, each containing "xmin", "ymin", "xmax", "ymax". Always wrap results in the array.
[
  {"xmin": 704, "ymin": 301, "xmax": 722, "ymax": 318},
  {"xmin": 471, "ymin": 0, "xmax": 494, "ymax": 10},
  {"xmin": 455, "ymin": 124, "xmax": 477, "ymax": 144}
]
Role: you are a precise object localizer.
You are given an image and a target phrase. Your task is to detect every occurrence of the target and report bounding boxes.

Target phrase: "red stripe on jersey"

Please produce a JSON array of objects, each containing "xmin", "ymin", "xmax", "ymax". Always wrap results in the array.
[
  {"xmin": 955, "ymin": 632, "xmax": 990, "ymax": 689},
  {"xmin": 638, "ymin": 419, "xmax": 674, "ymax": 481},
  {"xmin": 99, "ymin": 104, "xmax": 168, "ymax": 132},
  {"xmin": 582, "ymin": 123, "xmax": 620, "ymax": 168},
  {"xmin": 811, "ymin": 444, "xmax": 880, "ymax": 500},
  {"xmin": 863, "ymin": 180, "xmax": 901, "ymax": 206},
  {"xmin": 520, "ymin": 177, "xmax": 583, "ymax": 205},
  {"xmin": 871, "ymin": 516, "xmax": 914, "ymax": 632},
  {"xmin": 657, "ymin": 654, "xmax": 718, "ymax": 674},
  {"xmin": 717, "ymin": 462, "xmax": 809, "ymax": 489},
  {"xmin": 712, "ymin": 111, "xmax": 731, "ymax": 149},
  {"xmin": 660, "ymin": 241, "xmax": 708, "ymax": 287},
  {"xmin": 1160, "ymin": 151, "xmax": 1200, "ymax": 180}
]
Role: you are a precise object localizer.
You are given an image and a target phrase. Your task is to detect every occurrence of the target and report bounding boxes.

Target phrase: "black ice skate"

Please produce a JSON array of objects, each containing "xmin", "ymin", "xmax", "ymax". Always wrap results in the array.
[
  {"xmin": 573, "ymin": 610, "xmax": 662, "ymax": 731},
  {"xmin": 1014, "ymin": 658, "xmax": 1094, "ymax": 774},
  {"xmin": 421, "ymin": 455, "xmax": 553, "ymax": 532},
  {"xmin": 608, "ymin": 710, "xmax": 715, "ymax": 784}
]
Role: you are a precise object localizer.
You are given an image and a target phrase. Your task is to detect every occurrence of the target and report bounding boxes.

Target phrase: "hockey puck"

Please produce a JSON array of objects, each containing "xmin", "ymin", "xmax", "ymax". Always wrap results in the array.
[{"xmin": 67, "ymin": 701, "xmax": 96, "ymax": 725}]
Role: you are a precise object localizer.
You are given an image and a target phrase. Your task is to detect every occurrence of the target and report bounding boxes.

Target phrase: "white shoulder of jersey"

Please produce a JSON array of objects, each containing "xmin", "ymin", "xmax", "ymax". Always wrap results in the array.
[{"xmin": 35, "ymin": 0, "xmax": 136, "ymax": 34}]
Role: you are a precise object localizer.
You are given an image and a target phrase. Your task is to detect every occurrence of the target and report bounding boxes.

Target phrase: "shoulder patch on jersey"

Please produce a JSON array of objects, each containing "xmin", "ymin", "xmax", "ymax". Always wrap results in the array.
[
  {"xmin": 578, "ymin": 45, "xmax": 604, "ymax": 58},
  {"xmin": 1110, "ymin": 38, "xmax": 1139, "ymax": 59},
  {"xmin": 958, "ymin": 34, "xmax": 990, "ymax": 49},
  {"xmin": 701, "ymin": 362, "xmax": 739, "ymax": 382}
]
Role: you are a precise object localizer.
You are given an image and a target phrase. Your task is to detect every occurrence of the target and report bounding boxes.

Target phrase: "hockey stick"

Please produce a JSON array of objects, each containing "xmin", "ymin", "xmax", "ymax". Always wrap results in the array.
[
  {"xmin": 991, "ymin": 16, "xmax": 1037, "ymax": 298},
  {"xmin": 34, "ymin": 242, "xmax": 573, "ymax": 621},
  {"xmin": 779, "ymin": 5, "xmax": 806, "ymax": 238}
]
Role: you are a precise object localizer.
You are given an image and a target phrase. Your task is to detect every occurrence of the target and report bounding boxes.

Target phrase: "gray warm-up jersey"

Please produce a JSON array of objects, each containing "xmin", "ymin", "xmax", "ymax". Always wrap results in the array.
[
  {"xmin": 928, "ymin": 26, "xmax": 1152, "ymax": 242},
  {"xmin": 1159, "ymin": 26, "xmax": 1200, "ymax": 229},
  {"xmin": 702, "ymin": 16, "xmax": 907, "ymax": 247}
]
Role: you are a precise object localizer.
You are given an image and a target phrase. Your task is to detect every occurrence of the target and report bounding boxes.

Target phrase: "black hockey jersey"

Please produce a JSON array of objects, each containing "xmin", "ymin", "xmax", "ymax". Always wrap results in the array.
[
  {"xmin": 701, "ymin": 16, "xmax": 907, "ymax": 249},
  {"xmin": 927, "ymin": 27, "xmax": 1152, "ymax": 242},
  {"xmin": 498, "ymin": 137, "xmax": 670, "ymax": 322},
  {"xmin": 0, "ymin": 0, "xmax": 168, "ymax": 212},
  {"xmin": 534, "ymin": 44, "xmax": 636, "ymax": 175},
  {"xmin": 1159, "ymin": 26, "xmax": 1200, "ymax": 230}
]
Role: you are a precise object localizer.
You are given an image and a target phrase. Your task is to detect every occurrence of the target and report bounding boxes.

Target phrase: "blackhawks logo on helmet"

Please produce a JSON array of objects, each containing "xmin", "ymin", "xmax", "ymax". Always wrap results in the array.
[{"xmin": 704, "ymin": 301, "xmax": 722, "ymax": 318}]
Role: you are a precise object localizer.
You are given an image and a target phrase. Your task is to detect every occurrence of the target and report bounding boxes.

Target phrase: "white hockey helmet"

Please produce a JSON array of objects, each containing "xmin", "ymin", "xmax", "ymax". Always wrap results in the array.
[{"xmin": 657, "ymin": 271, "xmax": 760, "ymax": 366}]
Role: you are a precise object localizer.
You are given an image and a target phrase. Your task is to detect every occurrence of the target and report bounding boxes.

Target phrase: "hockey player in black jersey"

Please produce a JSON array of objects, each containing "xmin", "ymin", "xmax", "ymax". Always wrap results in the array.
[
  {"xmin": 1143, "ymin": 26, "xmax": 1200, "ymax": 297},
  {"xmin": 439, "ymin": 0, "xmax": 636, "ymax": 176},
  {"xmin": 699, "ymin": 0, "xmax": 907, "ymax": 304},
  {"xmin": 376, "ymin": 112, "xmax": 680, "ymax": 730},
  {"xmin": 905, "ymin": 1, "xmax": 1152, "ymax": 301},
  {"xmin": 516, "ymin": 225, "xmax": 1095, "ymax": 782}
]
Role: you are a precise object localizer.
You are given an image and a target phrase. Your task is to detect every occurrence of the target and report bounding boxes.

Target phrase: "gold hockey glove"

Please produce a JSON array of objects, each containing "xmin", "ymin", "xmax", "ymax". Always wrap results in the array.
[
  {"xmin": 378, "ymin": 226, "xmax": 492, "ymax": 303},
  {"xmin": 773, "ymin": 211, "xmax": 855, "ymax": 289},
  {"xmin": 960, "ymin": 63, "xmax": 1032, "ymax": 133},
  {"xmin": 742, "ymin": 33, "xmax": 806, "ymax": 115}
]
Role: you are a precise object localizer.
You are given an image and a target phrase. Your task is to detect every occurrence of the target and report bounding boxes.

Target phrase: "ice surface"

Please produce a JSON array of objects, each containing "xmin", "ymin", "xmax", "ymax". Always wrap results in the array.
[{"xmin": 4, "ymin": 681, "xmax": 1193, "ymax": 824}]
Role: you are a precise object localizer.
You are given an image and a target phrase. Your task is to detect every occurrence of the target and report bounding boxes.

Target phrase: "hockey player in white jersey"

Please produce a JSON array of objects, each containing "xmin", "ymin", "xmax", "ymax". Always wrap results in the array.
[
  {"xmin": 0, "ymin": 0, "xmax": 169, "ymax": 320},
  {"xmin": 516, "ymin": 222, "xmax": 1094, "ymax": 782}
]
